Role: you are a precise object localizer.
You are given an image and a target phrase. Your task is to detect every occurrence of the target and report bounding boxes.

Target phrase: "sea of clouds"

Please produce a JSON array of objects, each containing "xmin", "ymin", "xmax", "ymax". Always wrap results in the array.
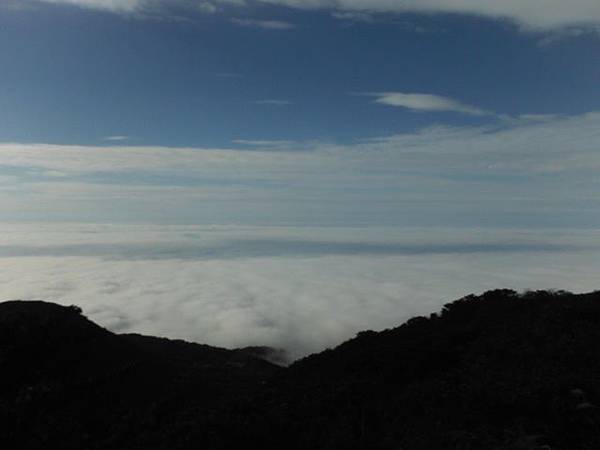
[{"xmin": 1, "ymin": 223, "xmax": 598, "ymax": 361}]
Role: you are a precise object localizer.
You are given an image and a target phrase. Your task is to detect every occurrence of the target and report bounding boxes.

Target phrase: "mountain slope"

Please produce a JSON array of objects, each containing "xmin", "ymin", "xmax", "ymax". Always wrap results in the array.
[
  {"xmin": 0, "ymin": 300, "xmax": 280, "ymax": 450},
  {"xmin": 244, "ymin": 289, "xmax": 600, "ymax": 449},
  {"xmin": 2, "ymin": 290, "xmax": 600, "ymax": 449}
]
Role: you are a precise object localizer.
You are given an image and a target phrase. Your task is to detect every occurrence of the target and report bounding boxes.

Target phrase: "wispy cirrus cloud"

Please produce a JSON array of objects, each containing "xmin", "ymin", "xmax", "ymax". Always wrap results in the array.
[
  {"xmin": 231, "ymin": 17, "xmax": 295, "ymax": 29},
  {"xmin": 537, "ymin": 26, "xmax": 600, "ymax": 46},
  {"xmin": 365, "ymin": 92, "xmax": 491, "ymax": 116},
  {"xmin": 32, "ymin": 0, "xmax": 600, "ymax": 30},
  {"xmin": 37, "ymin": 0, "xmax": 141, "ymax": 13},
  {"xmin": 232, "ymin": 139, "xmax": 295, "ymax": 147},
  {"xmin": 33, "ymin": 0, "xmax": 239, "ymax": 16},
  {"xmin": 257, "ymin": 0, "xmax": 600, "ymax": 31}
]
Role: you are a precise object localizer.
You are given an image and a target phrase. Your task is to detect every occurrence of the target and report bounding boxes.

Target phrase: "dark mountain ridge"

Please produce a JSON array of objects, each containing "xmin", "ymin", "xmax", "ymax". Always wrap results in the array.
[{"xmin": 2, "ymin": 290, "xmax": 600, "ymax": 449}]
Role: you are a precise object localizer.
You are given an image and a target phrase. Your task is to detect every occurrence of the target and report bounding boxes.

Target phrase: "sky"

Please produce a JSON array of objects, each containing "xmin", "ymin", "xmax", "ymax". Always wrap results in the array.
[{"xmin": 1, "ymin": 0, "xmax": 599, "ymax": 360}]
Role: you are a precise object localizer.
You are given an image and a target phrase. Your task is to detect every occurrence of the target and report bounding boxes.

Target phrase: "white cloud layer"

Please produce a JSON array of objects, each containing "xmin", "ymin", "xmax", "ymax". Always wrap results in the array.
[
  {"xmin": 368, "ymin": 92, "xmax": 489, "ymax": 116},
  {"xmin": 1, "ymin": 224, "xmax": 599, "ymax": 361},
  {"xmin": 0, "ymin": 112, "xmax": 599, "ymax": 177},
  {"xmin": 1, "ymin": 112, "xmax": 600, "ymax": 226},
  {"xmin": 32, "ymin": 0, "xmax": 600, "ymax": 30}
]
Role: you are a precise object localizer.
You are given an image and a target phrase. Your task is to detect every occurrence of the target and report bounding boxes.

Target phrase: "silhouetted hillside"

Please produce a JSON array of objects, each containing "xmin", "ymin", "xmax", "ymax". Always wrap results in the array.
[
  {"xmin": 0, "ymin": 300, "xmax": 280, "ymax": 449},
  {"xmin": 2, "ymin": 290, "xmax": 600, "ymax": 449}
]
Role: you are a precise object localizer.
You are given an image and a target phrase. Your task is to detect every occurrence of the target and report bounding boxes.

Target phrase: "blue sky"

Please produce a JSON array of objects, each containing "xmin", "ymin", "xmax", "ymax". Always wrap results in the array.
[{"xmin": 1, "ymin": 1, "xmax": 599, "ymax": 146}]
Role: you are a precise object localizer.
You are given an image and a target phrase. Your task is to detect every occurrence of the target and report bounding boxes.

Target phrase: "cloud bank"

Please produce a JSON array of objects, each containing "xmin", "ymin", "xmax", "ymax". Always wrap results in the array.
[
  {"xmin": 1, "ymin": 112, "xmax": 600, "ymax": 226},
  {"xmin": 32, "ymin": 0, "xmax": 600, "ymax": 30},
  {"xmin": 2, "ymin": 224, "xmax": 599, "ymax": 361}
]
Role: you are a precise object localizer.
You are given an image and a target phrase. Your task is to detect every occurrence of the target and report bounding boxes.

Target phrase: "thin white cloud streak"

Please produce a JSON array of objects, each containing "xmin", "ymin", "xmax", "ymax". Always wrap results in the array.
[
  {"xmin": 37, "ymin": 0, "xmax": 140, "ymax": 13},
  {"xmin": 33, "ymin": 0, "xmax": 244, "ymax": 15},
  {"xmin": 196, "ymin": 1, "xmax": 217, "ymax": 13},
  {"xmin": 104, "ymin": 135, "xmax": 130, "ymax": 141},
  {"xmin": 34, "ymin": 0, "xmax": 600, "ymax": 30},
  {"xmin": 233, "ymin": 139, "xmax": 295, "ymax": 146},
  {"xmin": 1, "ymin": 224, "xmax": 599, "ymax": 360},
  {"xmin": 231, "ymin": 18, "xmax": 296, "ymax": 29},
  {"xmin": 367, "ymin": 92, "xmax": 490, "ymax": 116},
  {"xmin": 536, "ymin": 26, "xmax": 600, "ymax": 46}
]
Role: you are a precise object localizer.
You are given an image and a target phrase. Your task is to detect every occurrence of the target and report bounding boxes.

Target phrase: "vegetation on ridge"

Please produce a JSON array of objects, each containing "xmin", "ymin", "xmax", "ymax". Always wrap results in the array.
[{"xmin": 2, "ymin": 290, "xmax": 600, "ymax": 449}]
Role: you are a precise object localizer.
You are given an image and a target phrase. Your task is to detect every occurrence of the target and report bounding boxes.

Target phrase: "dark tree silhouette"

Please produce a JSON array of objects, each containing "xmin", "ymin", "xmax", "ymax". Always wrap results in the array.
[{"xmin": 2, "ymin": 290, "xmax": 600, "ymax": 449}]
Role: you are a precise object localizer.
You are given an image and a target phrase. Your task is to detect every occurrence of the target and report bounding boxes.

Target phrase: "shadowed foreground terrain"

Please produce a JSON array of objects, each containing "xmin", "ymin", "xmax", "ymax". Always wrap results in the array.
[{"xmin": 2, "ymin": 290, "xmax": 600, "ymax": 449}]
